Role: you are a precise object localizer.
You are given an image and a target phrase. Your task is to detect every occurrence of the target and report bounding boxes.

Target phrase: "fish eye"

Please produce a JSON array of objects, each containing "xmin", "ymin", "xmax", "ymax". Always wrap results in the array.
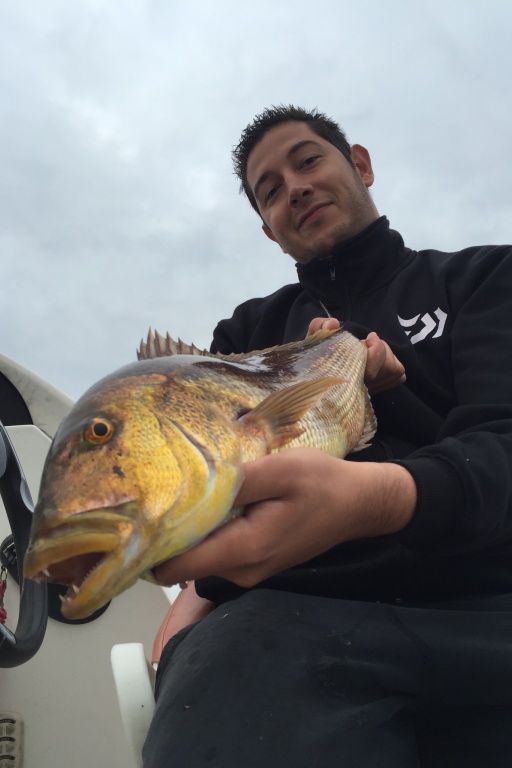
[{"xmin": 84, "ymin": 418, "xmax": 115, "ymax": 445}]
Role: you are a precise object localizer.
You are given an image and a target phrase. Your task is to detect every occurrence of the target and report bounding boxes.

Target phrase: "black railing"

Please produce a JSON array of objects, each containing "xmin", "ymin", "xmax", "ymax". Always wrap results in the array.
[{"xmin": 0, "ymin": 422, "xmax": 47, "ymax": 667}]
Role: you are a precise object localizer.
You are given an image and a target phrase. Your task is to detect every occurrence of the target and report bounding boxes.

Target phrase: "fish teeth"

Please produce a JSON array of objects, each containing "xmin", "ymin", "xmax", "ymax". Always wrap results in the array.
[
  {"xmin": 42, "ymin": 568, "xmax": 50, "ymax": 577},
  {"xmin": 58, "ymin": 589, "xmax": 78, "ymax": 603}
]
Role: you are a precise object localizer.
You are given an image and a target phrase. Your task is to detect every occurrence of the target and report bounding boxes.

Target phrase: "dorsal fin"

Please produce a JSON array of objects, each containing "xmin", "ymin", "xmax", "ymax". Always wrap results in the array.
[
  {"xmin": 137, "ymin": 329, "xmax": 216, "ymax": 361},
  {"xmin": 137, "ymin": 327, "xmax": 342, "ymax": 362}
]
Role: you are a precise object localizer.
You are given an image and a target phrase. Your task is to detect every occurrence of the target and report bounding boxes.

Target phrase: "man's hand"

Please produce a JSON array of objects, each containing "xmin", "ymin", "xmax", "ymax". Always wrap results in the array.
[
  {"xmin": 152, "ymin": 449, "xmax": 416, "ymax": 589},
  {"xmin": 307, "ymin": 318, "xmax": 405, "ymax": 394},
  {"xmin": 363, "ymin": 331, "xmax": 406, "ymax": 394}
]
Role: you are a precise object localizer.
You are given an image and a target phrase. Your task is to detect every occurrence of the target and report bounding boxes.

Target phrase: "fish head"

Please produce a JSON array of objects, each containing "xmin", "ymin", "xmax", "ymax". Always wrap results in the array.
[{"xmin": 24, "ymin": 364, "xmax": 244, "ymax": 619}]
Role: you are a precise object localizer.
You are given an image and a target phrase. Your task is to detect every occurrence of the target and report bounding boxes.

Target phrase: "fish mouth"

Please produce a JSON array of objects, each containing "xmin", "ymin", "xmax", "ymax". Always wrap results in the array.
[{"xmin": 24, "ymin": 508, "xmax": 138, "ymax": 620}]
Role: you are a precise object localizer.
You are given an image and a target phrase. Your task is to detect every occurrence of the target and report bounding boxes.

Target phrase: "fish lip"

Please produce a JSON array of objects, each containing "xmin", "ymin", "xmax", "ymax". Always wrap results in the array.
[
  {"xmin": 24, "ymin": 529, "xmax": 121, "ymax": 575},
  {"xmin": 23, "ymin": 507, "xmax": 136, "ymax": 581},
  {"xmin": 297, "ymin": 201, "xmax": 332, "ymax": 230},
  {"xmin": 42, "ymin": 506, "xmax": 137, "ymax": 531},
  {"xmin": 26, "ymin": 505, "xmax": 135, "ymax": 551},
  {"xmin": 24, "ymin": 507, "xmax": 139, "ymax": 620}
]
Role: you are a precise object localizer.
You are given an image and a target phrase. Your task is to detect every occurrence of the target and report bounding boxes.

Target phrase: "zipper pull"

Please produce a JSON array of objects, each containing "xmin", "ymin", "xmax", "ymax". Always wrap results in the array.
[{"xmin": 329, "ymin": 262, "xmax": 336, "ymax": 281}]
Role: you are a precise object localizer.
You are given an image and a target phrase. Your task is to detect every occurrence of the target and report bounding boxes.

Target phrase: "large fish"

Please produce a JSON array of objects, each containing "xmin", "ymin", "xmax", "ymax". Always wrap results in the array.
[{"xmin": 24, "ymin": 328, "xmax": 376, "ymax": 619}]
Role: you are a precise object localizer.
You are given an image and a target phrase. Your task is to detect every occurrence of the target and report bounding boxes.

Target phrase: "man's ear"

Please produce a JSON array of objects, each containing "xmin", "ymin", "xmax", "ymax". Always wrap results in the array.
[
  {"xmin": 262, "ymin": 223, "xmax": 288, "ymax": 253},
  {"xmin": 350, "ymin": 144, "xmax": 375, "ymax": 188},
  {"xmin": 262, "ymin": 223, "xmax": 277, "ymax": 242}
]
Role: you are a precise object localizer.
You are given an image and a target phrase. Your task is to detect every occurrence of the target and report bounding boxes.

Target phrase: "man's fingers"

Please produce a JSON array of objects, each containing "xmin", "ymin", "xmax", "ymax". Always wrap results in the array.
[
  {"xmin": 364, "ymin": 333, "xmax": 406, "ymax": 393},
  {"xmin": 151, "ymin": 514, "xmax": 251, "ymax": 586},
  {"xmin": 364, "ymin": 334, "xmax": 386, "ymax": 380},
  {"xmin": 307, "ymin": 317, "xmax": 340, "ymax": 336},
  {"xmin": 233, "ymin": 455, "xmax": 288, "ymax": 507}
]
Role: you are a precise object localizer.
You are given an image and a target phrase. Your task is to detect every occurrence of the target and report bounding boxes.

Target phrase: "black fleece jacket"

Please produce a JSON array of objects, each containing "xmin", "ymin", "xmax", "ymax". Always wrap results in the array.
[{"xmin": 196, "ymin": 217, "xmax": 512, "ymax": 605}]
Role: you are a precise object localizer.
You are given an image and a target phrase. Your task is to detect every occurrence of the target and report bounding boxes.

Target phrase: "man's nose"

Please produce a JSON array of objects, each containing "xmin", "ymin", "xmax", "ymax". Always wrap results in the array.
[{"xmin": 288, "ymin": 179, "xmax": 313, "ymax": 206}]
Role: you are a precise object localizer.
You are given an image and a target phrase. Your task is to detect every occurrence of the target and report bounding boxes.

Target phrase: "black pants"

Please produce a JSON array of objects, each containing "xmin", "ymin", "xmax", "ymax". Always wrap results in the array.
[{"xmin": 143, "ymin": 590, "xmax": 512, "ymax": 767}]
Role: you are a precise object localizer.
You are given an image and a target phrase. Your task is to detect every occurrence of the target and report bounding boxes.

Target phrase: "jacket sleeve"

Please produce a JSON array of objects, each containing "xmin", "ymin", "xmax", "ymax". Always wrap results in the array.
[
  {"xmin": 210, "ymin": 298, "xmax": 268, "ymax": 355},
  {"xmin": 210, "ymin": 285, "xmax": 305, "ymax": 354},
  {"xmin": 395, "ymin": 245, "xmax": 512, "ymax": 555}
]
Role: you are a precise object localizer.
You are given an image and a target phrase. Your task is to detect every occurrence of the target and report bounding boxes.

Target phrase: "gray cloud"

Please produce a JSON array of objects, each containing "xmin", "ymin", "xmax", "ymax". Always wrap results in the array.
[{"xmin": 1, "ymin": 0, "xmax": 511, "ymax": 398}]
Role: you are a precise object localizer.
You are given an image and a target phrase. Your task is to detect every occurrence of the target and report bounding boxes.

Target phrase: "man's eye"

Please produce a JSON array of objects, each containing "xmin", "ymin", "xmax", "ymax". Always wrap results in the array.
[
  {"xmin": 265, "ymin": 186, "xmax": 278, "ymax": 202},
  {"xmin": 302, "ymin": 155, "xmax": 320, "ymax": 167}
]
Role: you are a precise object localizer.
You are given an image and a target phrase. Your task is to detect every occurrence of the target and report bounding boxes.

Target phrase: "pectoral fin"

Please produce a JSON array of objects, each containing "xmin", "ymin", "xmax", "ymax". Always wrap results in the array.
[{"xmin": 238, "ymin": 377, "xmax": 345, "ymax": 451}]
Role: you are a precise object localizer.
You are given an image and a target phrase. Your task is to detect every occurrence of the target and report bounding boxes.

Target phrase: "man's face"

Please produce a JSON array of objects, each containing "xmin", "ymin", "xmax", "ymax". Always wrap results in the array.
[{"xmin": 246, "ymin": 121, "xmax": 379, "ymax": 263}]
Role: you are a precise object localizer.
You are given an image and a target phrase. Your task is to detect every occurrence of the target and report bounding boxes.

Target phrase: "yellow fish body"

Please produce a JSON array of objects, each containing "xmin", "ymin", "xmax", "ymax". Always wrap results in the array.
[{"xmin": 24, "ymin": 328, "xmax": 376, "ymax": 619}]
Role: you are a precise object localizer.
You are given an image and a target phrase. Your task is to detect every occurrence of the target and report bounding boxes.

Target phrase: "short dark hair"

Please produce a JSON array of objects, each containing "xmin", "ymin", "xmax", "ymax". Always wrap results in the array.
[{"xmin": 232, "ymin": 105, "xmax": 353, "ymax": 212}]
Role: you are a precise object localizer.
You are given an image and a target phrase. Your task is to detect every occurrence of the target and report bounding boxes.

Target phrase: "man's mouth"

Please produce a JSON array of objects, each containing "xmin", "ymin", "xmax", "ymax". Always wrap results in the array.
[{"xmin": 297, "ymin": 202, "xmax": 332, "ymax": 230}]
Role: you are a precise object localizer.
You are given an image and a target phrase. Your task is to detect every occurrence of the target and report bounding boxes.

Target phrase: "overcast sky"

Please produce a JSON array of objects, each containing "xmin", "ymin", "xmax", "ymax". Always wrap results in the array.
[{"xmin": 2, "ymin": 0, "xmax": 511, "ymax": 400}]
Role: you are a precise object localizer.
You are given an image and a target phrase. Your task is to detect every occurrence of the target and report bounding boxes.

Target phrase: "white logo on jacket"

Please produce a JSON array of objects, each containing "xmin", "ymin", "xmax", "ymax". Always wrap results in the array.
[{"xmin": 398, "ymin": 308, "xmax": 447, "ymax": 345}]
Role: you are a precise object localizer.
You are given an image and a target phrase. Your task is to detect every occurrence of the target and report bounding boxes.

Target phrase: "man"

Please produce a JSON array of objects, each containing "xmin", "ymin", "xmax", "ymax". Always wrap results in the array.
[{"xmin": 143, "ymin": 106, "xmax": 512, "ymax": 767}]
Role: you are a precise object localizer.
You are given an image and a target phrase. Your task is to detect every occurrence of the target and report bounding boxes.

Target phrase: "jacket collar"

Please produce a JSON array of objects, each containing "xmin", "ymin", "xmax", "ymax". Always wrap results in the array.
[{"xmin": 296, "ymin": 217, "xmax": 411, "ymax": 305}]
